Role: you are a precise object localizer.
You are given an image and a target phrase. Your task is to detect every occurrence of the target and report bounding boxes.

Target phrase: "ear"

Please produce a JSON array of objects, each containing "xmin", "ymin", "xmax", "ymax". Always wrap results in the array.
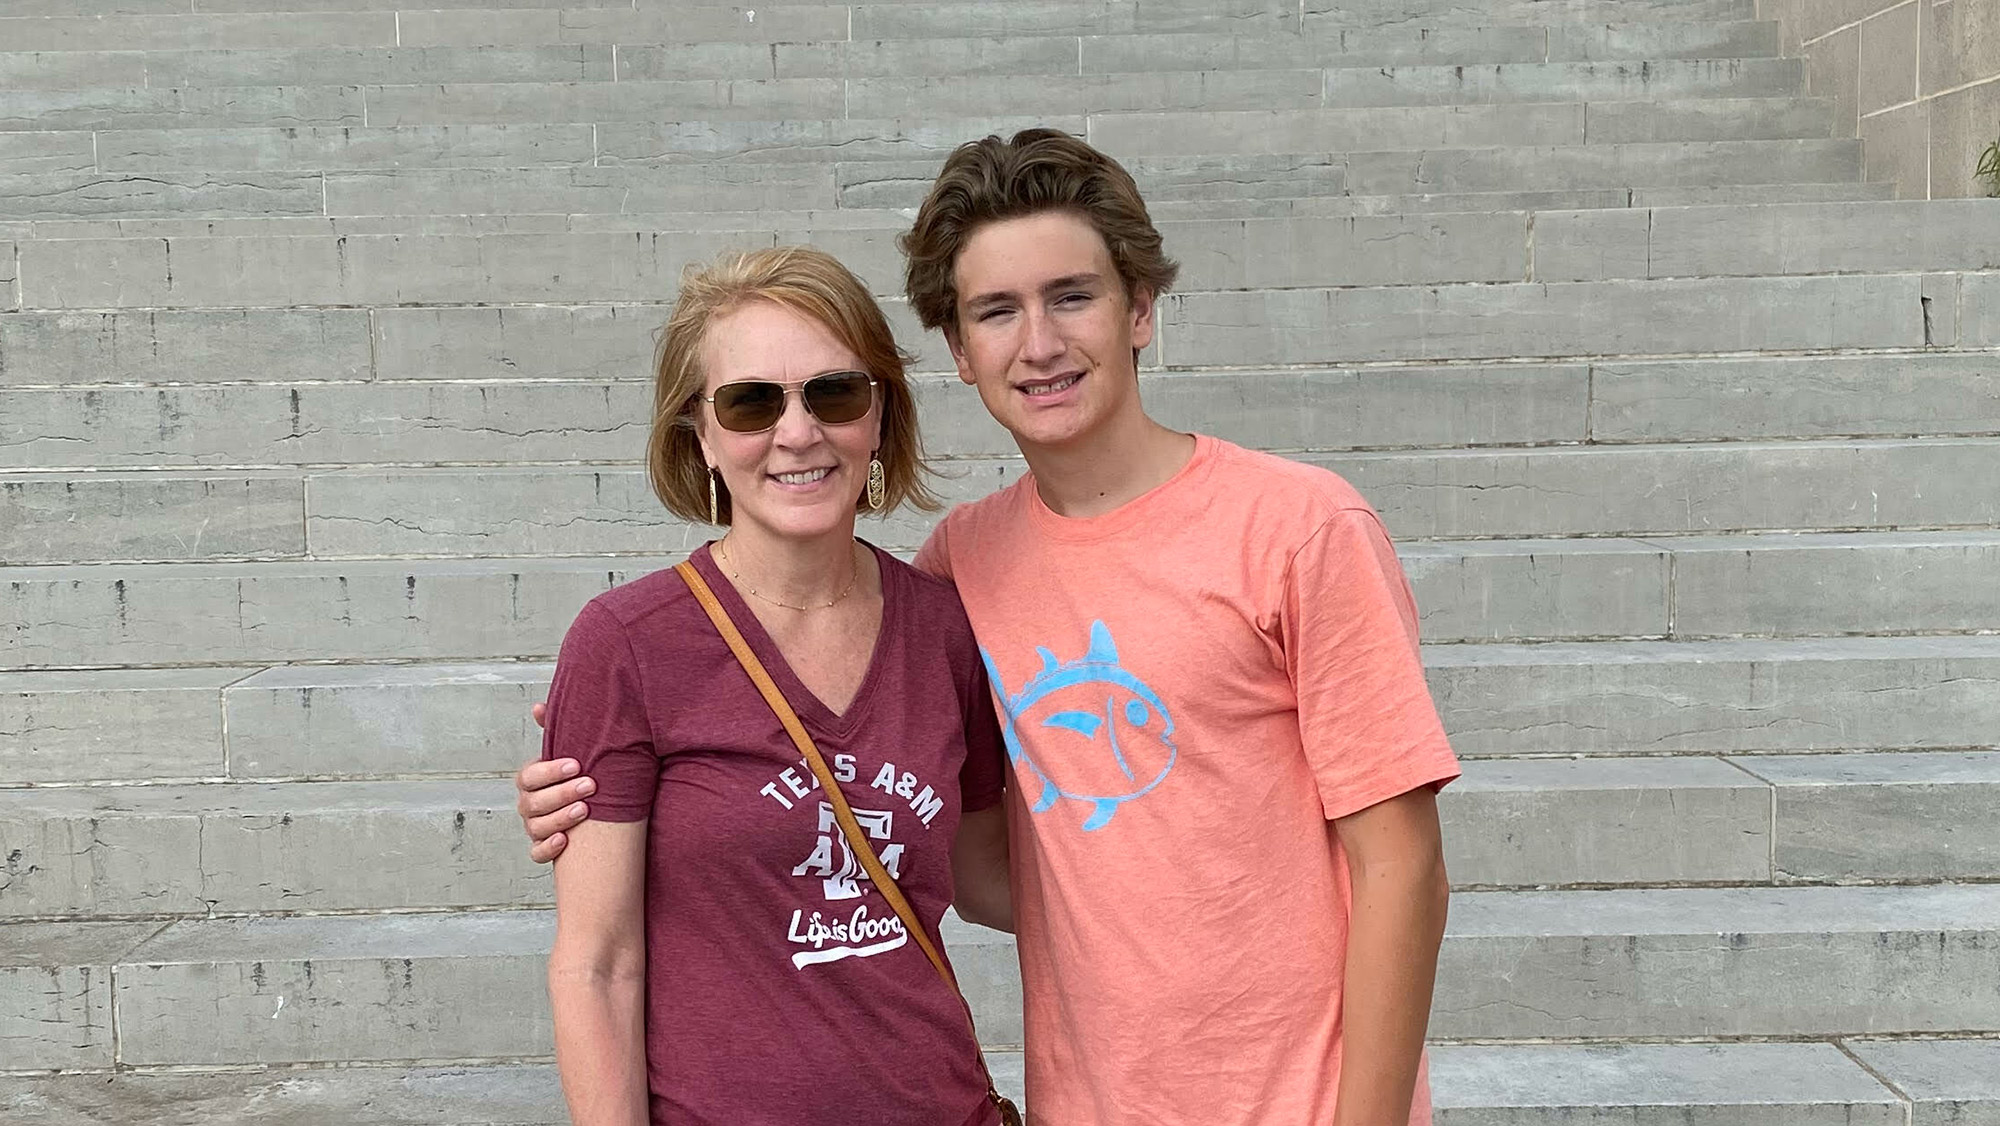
[
  {"xmin": 942, "ymin": 323, "xmax": 977, "ymax": 387},
  {"xmin": 1127, "ymin": 285, "xmax": 1157, "ymax": 353}
]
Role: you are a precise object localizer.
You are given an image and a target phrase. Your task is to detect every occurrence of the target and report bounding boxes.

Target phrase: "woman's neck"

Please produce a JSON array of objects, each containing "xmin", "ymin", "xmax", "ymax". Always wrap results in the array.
[{"xmin": 714, "ymin": 523, "xmax": 863, "ymax": 609}]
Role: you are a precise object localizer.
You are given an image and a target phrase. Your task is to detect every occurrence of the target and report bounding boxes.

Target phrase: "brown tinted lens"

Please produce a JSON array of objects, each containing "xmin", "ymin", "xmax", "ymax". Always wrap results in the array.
[
  {"xmin": 711, "ymin": 381, "xmax": 785, "ymax": 432},
  {"xmin": 802, "ymin": 372, "xmax": 874, "ymax": 424}
]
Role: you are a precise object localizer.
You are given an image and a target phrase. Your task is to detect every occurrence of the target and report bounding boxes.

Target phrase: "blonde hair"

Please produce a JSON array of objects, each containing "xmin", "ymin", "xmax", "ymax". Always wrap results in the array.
[
  {"xmin": 649, "ymin": 246, "xmax": 939, "ymax": 524},
  {"xmin": 901, "ymin": 127, "xmax": 1181, "ymax": 332}
]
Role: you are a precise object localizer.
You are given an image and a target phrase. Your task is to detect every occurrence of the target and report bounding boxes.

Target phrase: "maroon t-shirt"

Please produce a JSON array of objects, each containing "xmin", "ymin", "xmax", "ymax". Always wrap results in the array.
[{"xmin": 541, "ymin": 542, "xmax": 1006, "ymax": 1126}]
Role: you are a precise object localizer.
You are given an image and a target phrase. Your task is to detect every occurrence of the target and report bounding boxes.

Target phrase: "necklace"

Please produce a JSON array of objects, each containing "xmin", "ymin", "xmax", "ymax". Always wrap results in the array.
[{"xmin": 714, "ymin": 538, "xmax": 861, "ymax": 612}]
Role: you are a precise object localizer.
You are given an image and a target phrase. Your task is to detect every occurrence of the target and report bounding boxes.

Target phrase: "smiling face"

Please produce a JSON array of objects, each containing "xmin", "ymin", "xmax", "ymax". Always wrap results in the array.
[
  {"xmin": 945, "ymin": 210, "xmax": 1156, "ymax": 455},
  {"xmin": 696, "ymin": 300, "xmax": 881, "ymax": 543}
]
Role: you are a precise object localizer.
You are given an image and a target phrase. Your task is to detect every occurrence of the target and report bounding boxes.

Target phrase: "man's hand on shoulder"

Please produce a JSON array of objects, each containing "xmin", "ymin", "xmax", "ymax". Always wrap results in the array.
[{"xmin": 518, "ymin": 701, "xmax": 596, "ymax": 864}]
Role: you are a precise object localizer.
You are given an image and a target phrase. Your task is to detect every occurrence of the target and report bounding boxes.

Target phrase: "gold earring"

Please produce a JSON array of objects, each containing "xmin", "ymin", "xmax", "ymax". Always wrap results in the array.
[
  {"xmin": 708, "ymin": 468, "xmax": 720, "ymax": 525},
  {"xmin": 866, "ymin": 457, "xmax": 886, "ymax": 511}
]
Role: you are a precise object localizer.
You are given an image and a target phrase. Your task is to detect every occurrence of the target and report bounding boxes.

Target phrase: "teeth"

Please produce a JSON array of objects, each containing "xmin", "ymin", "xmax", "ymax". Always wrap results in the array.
[
  {"xmin": 775, "ymin": 468, "xmax": 831, "ymax": 485},
  {"xmin": 1023, "ymin": 375, "xmax": 1080, "ymax": 397}
]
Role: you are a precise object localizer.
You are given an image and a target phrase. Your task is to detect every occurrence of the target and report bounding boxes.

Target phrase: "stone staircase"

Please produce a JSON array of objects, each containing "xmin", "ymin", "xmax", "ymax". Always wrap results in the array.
[{"xmin": 4, "ymin": 0, "xmax": 1999, "ymax": 1120}]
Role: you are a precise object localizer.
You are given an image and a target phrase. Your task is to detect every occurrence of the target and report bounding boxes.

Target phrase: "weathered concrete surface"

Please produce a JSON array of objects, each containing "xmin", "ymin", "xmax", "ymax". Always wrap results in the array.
[
  {"xmin": 0, "ymin": 667, "xmax": 248, "ymax": 784},
  {"xmin": 1845, "ymin": 1040, "xmax": 2000, "ymax": 1126},
  {"xmin": 1734, "ymin": 751, "xmax": 2000, "ymax": 881},
  {"xmin": 0, "ymin": 921, "xmax": 161, "ymax": 1070}
]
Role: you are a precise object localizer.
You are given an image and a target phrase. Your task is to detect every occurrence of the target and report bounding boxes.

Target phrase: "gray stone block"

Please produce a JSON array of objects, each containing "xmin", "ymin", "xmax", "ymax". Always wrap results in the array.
[
  {"xmin": 1304, "ymin": 0, "xmax": 1755, "ymax": 26},
  {"xmin": 0, "ymin": 922, "xmax": 160, "ymax": 1071},
  {"xmin": 225, "ymin": 663, "xmax": 550, "ymax": 779},
  {"xmin": 1666, "ymin": 530, "xmax": 2000, "ymax": 638},
  {"xmin": 0, "ymin": 1064, "xmax": 568, "ymax": 1126},
  {"xmin": 302, "ymin": 468, "xmax": 712, "ymax": 557},
  {"xmin": 1733, "ymin": 751, "xmax": 2000, "ymax": 881},
  {"xmin": 113, "ymin": 912, "xmax": 556, "ymax": 1065},
  {"xmin": 1435, "ymin": 883, "xmax": 2000, "ymax": 1038},
  {"xmin": 595, "ymin": 116, "xmax": 1079, "ymax": 165},
  {"xmin": 1546, "ymin": 20, "xmax": 1782, "ymax": 61},
  {"xmin": 1398, "ymin": 538, "xmax": 1671, "ymax": 643},
  {"xmin": 323, "ymin": 165, "xmax": 838, "ymax": 216},
  {"xmin": 1628, "ymin": 181, "xmax": 1901, "ymax": 206},
  {"xmin": 0, "ymin": 309, "xmax": 372, "ymax": 385},
  {"xmin": 1082, "ymin": 26, "xmax": 1550, "ymax": 72},
  {"xmin": 0, "ymin": 472, "xmax": 306, "ymax": 564},
  {"xmin": 0, "ymin": 13, "xmax": 396, "ymax": 51},
  {"xmin": 1086, "ymin": 103, "xmax": 1587, "ymax": 158},
  {"xmin": 1442, "ymin": 756, "xmax": 1771, "ymax": 886},
  {"xmin": 1344, "ymin": 139, "xmax": 1864, "ymax": 195},
  {"xmin": 0, "ymin": 132, "xmax": 97, "ymax": 175},
  {"xmin": 1158, "ymin": 274, "xmax": 1928, "ymax": 367},
  {"xmin": 0, "ymin": 668, "xmax": 245, "ymax": 784},
  {"xmin": 1964, "ymin": 272, "xmax": 2000, "ymax": 347},
  {"xmin": 0, "ymin": 558, "xmax": 658, "ymax": 667},
  {"xmin": 834, "ymin": 152, "xmax": 1351, "ymax": 209},
  {"xmin": 0, "ymin": 171, "xmax": 324, "ymax": 220},
  {"xmin": 363, "ymin": 78, "xmax": 843, "ymax": 127},
  {"xmin": 1327, "ymin": 438, "xmax": 2000, "ymax": 538},
  {"xmin": 97, "ymin": 124, "xmax": 598, "ymax": 173},
  {"xmin": 0, "ymin": 85, "xmax": 363, "ymax": 132},
  {"xmin": 18, "ymin": 230, "xmax": 765, "ymax": 309},
  {"xmin": 1325, "ymin": 58, "xmax": 1804, "ymax": 108},
  {"xmin": 1637, "ymin": 200, "xmax": 2000, "ymax": 279},
  {"xmin": 396, "ymin": 5, "xmax": 849, "ymax": 48},
  {"xmin": 1428, "ymin": 636, "xmax": 2000, "ymax": 757},
  {"xmin": 1431, "ymin": 1042, "xmax": 1902, "ymax": 1126},
  {"xmin": 372, "ymin": 304, "xmax": 670, "ymax": 382},
  {"xmin": 1845, "ymin": 1040, "xmax": 2000, "ymax": 1126},
  {"xmin": 631, "ymin": 36, "xmax": 1081, "ymax": 81},
  {"xmin": 1590, "ymin": 353, "xmax": 2000, "ymax": 441},
  {"xmin": 0, "ymin": 382, "xmax": 653, "ymax": 469},
  {"xmin": 846, "ymin": 69, "xmax": 1325, "ymax": 118},
  {"xmin": 1169, "ymin": 212, "xmax": 1530, "ymax": 289},
  {"xmin": 847, "ymin": 0, "xmax": 1293, "ymax": 38},
  {"xmin": 0, "ymin": 781, "xmax": 549, "ymax": 916},
  {"xmin": 140, "ymin": 45, "xmax": 613, "ymax": 87},
  {"xmin": 1584, "ymin": 96, "xmax": 1838, "ymax": 144}
]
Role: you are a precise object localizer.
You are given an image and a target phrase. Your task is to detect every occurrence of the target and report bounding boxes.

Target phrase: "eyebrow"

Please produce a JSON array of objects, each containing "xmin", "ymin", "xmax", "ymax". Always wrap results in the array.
[{"xmin": 963, "ymin": 272, "xmax": 1106, "ymax": 314}]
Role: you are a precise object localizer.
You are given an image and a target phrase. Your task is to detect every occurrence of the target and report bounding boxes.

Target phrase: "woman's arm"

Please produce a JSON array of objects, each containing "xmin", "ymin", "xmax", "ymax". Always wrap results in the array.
[
  {"xmin": 1330, "ymin": 786, "xmax": 1450, "ymax": 1126},
  {"xmin": 548, "ymin": 818, "xmax": 651, "ymax": 1126},
  {"xmin": 950, "ymin": 804, "xmax": 1013, "ymax": 933}
]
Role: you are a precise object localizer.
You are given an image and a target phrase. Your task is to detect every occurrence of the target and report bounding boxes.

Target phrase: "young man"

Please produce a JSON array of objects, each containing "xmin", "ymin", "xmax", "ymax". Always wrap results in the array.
[{"xmin": 519, "ymin": 129, "xmax": 1459, "ymax": 1126}]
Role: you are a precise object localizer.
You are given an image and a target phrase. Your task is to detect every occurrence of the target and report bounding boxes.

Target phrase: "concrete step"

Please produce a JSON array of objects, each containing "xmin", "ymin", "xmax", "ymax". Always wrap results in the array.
[
  {"xmin": 1158, "ymin": 271, "xmax": 1988, "ymax": 366},
  {"xmin": 0, "ymin": 780, "xmax": 548, "ymax": 918},
  {"xmin": 9, "ymin": 1040, "xmax": 1997, "ymax": 1125},
  {"xmin": 1319, "ymin": 58, "xmax": 1804, "ymax": 108},
  {"xmin": 0, "ymin": 27, "xmax": 1791, "ymax": 94},
  {"xmin": 8, "ymin": 529, "xmax": 1999, "ymax": 666},
  {"xmin": 7, "ymin": 751, "xmax": 1989, "ymax": 912},
  {"xmin": 1431, "ymin": 636, "xmax": 2000, "ymax": 758},
  {"xmin": 0, "ymin": 136, "xmax": 1865, "ymax": 221},
  {"xmin": 22, "ymin": 199, "xmax": 1994, "ymax": 313},
  {"xmin": 7, "ymin": 883, "xmax": 1996, "ymax": 1069},
  {"xmin": 15, "ymin": 438, "xmax": 1999, "ymax": 564}
]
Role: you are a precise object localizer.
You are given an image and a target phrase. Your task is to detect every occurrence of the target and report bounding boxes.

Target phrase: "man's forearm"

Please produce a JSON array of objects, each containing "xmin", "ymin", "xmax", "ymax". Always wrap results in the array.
[
  {"xmin": 549, "ymin": 966, "xmax": 649, "ymax": 1126},
  {"xmin": 1333, "ymin": 854, "xmax": 1449, "ymax": 1126}
]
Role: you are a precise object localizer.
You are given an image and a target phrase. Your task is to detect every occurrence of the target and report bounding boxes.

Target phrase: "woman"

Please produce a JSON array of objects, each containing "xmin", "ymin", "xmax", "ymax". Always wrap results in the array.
[{"xmin": 540, "ymin": 246, "xmax": 1010, "ymax": 1126}]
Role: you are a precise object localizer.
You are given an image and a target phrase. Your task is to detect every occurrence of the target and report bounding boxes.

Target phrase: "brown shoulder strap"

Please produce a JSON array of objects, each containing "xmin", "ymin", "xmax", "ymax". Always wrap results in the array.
[{"xmin": 673, "ymin": 559, "xmax": 963, "ymax": 987}]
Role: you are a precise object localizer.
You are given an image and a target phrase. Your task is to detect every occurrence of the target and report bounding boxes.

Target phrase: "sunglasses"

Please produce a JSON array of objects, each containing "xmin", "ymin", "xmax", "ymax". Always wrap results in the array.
[{"xmin": 699, "ymin": 371, "xmax": 878, "ymax": 434}]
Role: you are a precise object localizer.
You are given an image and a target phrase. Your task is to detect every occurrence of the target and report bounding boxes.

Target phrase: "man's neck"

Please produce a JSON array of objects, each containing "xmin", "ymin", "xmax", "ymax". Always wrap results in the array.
[{"xmin": 1021, "ymin": 410, "xmax": 1197, "ymax": 520}]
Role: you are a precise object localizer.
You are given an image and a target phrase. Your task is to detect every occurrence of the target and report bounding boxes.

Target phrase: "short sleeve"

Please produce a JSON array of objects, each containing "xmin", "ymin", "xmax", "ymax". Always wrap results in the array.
[
  {"xmin": 913, "ymin": 519, "xmax": 954, "ymax": 582},
  {"xmin": 541, "ymin": 600, "xmax": 659, "ymax": 822},
  {"xmin": 958, "ymin": 651, "xmax": 1006, "ymax": 813},
  {"xmin": 1283, "ymin": 509, "xmax": 1460, "ymax": 821}
]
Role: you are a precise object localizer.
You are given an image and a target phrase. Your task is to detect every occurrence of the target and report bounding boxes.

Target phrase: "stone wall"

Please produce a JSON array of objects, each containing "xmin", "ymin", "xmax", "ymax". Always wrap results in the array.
[{"xmin": 1759, "ymin": 0, "xmax": 2000, "ymax": 197}]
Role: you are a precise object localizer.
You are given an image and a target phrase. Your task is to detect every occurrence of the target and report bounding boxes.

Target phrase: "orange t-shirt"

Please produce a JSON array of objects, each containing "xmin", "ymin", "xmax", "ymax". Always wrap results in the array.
[{"xmin": 916, "ymin": 434, "xmax": 1460, "ymax": 1126}]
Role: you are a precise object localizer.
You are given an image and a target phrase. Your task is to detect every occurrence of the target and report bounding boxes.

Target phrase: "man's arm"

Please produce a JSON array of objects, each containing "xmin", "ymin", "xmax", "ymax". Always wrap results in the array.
[
  {"xmin": 520, "ymin": 701, "xmax": 595, "ymax": 863},
  {"xmin": 548, "ymin": 817, "xmax": 650, "ymax": 1126},
  {"xmin": 950, "ymin": 804, "xmax": 1012, "ymax": 933},
  {"xmin": 1330, "ymin": 786, "xmax": 1450, "ymax": 1126}
]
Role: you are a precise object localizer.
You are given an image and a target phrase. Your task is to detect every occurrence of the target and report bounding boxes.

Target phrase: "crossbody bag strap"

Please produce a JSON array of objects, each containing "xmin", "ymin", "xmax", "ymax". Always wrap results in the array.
[{"xmin": 675, "ymin": 560, "xmax": 1018, "ymax": 1123}]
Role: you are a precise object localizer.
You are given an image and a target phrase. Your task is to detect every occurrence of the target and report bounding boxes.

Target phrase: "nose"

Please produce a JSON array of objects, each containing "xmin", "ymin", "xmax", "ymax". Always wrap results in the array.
[
  {"xmin": 769, "ymin": 386, "xmax": 820, "ymax": 448},
  {"xmin": 1021, "ymin": 304, "xmax": 1066, "ymax": 366}
]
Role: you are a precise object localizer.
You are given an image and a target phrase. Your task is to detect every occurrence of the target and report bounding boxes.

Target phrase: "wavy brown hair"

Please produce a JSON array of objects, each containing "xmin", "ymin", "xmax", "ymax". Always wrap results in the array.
[
  {"xmin": 649, "ymin": 246, "xmax": 938, "ymax": 525},
  {"xmin": 900, "ymin": 127, "xmax": 1181, "ymax": 332}
]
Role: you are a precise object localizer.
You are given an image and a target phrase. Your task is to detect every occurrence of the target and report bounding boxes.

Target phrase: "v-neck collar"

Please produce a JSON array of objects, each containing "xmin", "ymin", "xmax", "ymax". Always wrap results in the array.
[{"xmin": 690, "ymin": 539, "xmax": 895, "ymax": 739}]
